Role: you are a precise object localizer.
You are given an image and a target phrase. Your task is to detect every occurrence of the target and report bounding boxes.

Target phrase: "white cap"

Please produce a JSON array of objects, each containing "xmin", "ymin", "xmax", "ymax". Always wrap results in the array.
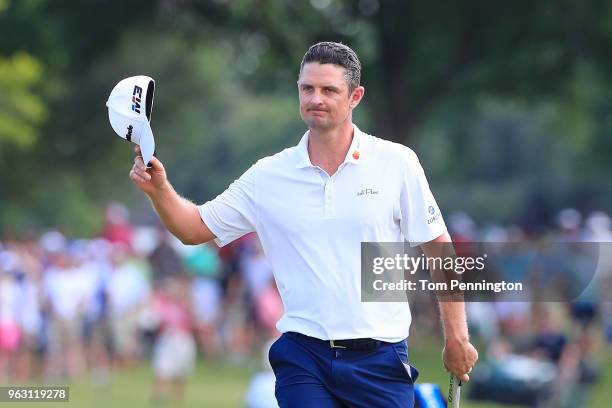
[{"xmin": 106, "ymin": 75, "xmax": 156, "ymax": 166}]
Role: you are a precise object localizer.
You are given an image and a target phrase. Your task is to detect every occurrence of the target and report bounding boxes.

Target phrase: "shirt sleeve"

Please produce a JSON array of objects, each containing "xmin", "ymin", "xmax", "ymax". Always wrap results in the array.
[
  {"xmin": 198, "ymin": 163, "xmax": 258, "ymax": 247},
  {"xmin": 398, "ymin": 149, "xmax": 447, "ymax": 245}
]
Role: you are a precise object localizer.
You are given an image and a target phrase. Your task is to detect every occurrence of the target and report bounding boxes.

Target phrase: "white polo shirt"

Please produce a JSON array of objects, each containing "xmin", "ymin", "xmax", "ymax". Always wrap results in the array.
[{"xmin": 199, "ymin": 125, "xmax": 446, "ymax": 342}]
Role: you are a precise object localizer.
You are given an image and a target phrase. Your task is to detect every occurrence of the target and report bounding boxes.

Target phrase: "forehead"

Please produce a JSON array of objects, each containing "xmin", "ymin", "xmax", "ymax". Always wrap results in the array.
[{"xmin": 298, "ymin": 62, "xmax": 348, "ymax": 87}]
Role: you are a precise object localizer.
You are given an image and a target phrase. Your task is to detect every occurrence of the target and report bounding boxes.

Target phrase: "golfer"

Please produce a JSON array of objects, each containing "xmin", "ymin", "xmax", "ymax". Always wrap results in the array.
[{"xmin": 129, "ymin": 41, "xmax": 478, "ymax": 407}]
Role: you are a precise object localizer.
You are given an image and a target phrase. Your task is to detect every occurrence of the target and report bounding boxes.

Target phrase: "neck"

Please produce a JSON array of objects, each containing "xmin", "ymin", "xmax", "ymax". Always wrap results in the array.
[{"xmin": 307, "ymin": 119, "xmax": 354, "ymax": 175}]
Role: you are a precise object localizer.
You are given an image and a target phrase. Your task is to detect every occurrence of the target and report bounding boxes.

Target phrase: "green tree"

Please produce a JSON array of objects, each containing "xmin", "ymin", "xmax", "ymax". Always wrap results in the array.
[{"xmin": 0, "ymin": 52, "xmax": 46, "ymax": 148}]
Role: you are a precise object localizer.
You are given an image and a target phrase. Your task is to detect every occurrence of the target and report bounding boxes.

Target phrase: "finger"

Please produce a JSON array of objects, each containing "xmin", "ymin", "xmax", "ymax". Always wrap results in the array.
[
  {"xmin": 129, "ymin": 168, "xmax": 139, "ymax": 181},
  {"xmin": 133, "ymin": 155, "xmax": 146, "ymax": 170},
  {"xmin": 135, "ymin": 170, "xmax": 151, "ymax": 181},
  {"xmin": 132, "ymin": 165, "xmax": 151, "ymax": 180},
  {"xmin": 135, "ymin": 145, "xmax": 141, "ymax": 154},
  {"xmin": 132, "ymin": 162, "xmax": 146, "ymax": 176},
  {"xmin": 146, "ymin": 156, "xmax": 164, "ymax": 171},
  {"xmin": 130, "ymin": 169, "xmax": 148, "ymax": 184},
  {"xmin": 459, "ymin": 373, "xmax": 470, "ymax": 383}
]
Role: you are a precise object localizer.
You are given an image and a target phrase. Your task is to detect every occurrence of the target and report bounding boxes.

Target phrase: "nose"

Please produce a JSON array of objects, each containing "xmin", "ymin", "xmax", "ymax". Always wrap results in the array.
[{"xmin": 308, "ymin": 89, "xmax": 324, "ymax": 106}]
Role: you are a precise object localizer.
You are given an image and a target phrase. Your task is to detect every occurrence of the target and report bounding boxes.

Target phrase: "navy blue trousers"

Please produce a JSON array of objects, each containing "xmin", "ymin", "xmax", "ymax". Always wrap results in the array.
[{"xmin": 269, "ymin": 332, "xmax": 418, "ymax": 407}]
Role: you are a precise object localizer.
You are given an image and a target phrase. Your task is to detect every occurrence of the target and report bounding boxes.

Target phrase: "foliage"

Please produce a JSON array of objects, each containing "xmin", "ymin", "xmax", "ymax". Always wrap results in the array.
[
  {"xmin": 1, "ymin": 0, "xmax": 611, "ymax": 233},
  {"xmin": 0, "ymin": 52, "xmax": 46, "ymax": 148}
]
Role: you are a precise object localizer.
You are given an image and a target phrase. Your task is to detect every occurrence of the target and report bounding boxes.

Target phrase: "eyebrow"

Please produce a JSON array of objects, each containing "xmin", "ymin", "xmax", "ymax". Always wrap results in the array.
[{"xmin": 298, "ymin": 82, "xmax": 341, "ymax": 91}]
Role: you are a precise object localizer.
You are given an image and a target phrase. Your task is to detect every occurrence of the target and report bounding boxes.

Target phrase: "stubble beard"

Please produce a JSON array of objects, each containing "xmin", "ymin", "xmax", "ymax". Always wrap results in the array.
[{"xmin": 304, "ymin": 116, "xmax": 332, "ymax": 130}]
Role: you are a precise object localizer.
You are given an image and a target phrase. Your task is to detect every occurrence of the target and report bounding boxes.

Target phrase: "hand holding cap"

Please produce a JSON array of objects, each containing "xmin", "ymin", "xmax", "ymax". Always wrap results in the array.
[{"xmin": 106, "ymin": 75, "xmax": 156, "ymax": 166}]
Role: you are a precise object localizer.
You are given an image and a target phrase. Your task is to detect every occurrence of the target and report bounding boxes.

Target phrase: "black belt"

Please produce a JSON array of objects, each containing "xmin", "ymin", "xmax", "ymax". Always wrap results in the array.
[{"xmin": 288, "ymin": 332, "xmax": 383, "ymax": 351}]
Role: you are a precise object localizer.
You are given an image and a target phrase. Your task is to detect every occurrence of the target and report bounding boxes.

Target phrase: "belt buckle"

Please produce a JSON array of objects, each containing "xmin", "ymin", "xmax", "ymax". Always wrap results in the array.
[{"xmin": 329, "ymin": 340, "xmax": 347, "ymax": 349}]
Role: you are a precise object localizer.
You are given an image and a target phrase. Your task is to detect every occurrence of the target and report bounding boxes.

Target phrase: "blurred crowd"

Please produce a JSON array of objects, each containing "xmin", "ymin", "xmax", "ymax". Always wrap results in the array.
[
  {"xmin": 424, "ymin": 209, "xmax": 612, "ymax": 407},
  {"xmin": 1, "ymin": 203, "xmax": 611, "ymax": 407},
  {"xmin": 0, "ymin": 203, "xmax": 281, "ymax": 403}
]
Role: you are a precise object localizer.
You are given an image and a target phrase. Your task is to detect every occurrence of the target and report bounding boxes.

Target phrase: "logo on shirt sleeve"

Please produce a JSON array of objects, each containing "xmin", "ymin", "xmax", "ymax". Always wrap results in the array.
[{"xmin": 426, "ymin": 205, "xmax": 441, "ymax": 224}]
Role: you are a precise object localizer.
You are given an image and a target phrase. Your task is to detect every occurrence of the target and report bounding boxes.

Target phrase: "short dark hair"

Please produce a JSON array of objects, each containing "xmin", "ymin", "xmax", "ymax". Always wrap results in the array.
[{"xmin": 300, "ymin": 42, "xmax": 361, "ymax": 93}]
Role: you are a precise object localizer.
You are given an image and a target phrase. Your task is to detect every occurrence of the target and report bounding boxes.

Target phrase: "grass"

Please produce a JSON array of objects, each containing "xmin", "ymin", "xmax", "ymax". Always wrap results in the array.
[
  {"xmin": 9, "ymin": 361, "xmax": 253, "ymax": 408},
  {"xmin": 7, "ymin": 337, "xmax": 612, "ymax": 408}
]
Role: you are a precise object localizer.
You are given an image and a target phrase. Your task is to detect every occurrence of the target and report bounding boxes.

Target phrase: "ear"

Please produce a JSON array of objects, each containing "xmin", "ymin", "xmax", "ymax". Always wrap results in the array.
[{"xmin": 349, "ymin": 86, "xmax": 365, "ymax": 109}]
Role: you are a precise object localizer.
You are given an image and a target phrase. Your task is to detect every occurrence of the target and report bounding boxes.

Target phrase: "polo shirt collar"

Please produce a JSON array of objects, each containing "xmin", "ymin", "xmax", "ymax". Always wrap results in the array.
[{"xmin": 295, "ymin": 124, "xmax": 364, "ymax": 169}]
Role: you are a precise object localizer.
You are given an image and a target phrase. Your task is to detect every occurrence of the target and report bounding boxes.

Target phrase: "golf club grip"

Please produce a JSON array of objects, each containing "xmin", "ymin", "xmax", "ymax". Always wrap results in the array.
[{"xmin": 448, "ymin": 374, "xmax": 462, "ymax": 408}]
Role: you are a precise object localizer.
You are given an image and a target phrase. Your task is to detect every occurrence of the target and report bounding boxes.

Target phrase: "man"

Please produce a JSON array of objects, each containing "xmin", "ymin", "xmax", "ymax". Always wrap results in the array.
[{"xmin": 129, "ymin": 41, "xmax": 478, "ymax": 407}]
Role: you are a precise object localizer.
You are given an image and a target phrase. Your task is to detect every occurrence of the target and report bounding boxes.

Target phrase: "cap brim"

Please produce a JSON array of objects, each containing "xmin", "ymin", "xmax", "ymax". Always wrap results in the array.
[{"xmin": 140, "ymin": 119, "xmax": 155, "ymax": 166}]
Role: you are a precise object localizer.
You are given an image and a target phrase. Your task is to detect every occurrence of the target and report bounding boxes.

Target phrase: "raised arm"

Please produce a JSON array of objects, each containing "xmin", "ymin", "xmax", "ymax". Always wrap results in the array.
[{"xmin": 129, "ymin": 146, "xmax": 215, "ymax": 245}]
